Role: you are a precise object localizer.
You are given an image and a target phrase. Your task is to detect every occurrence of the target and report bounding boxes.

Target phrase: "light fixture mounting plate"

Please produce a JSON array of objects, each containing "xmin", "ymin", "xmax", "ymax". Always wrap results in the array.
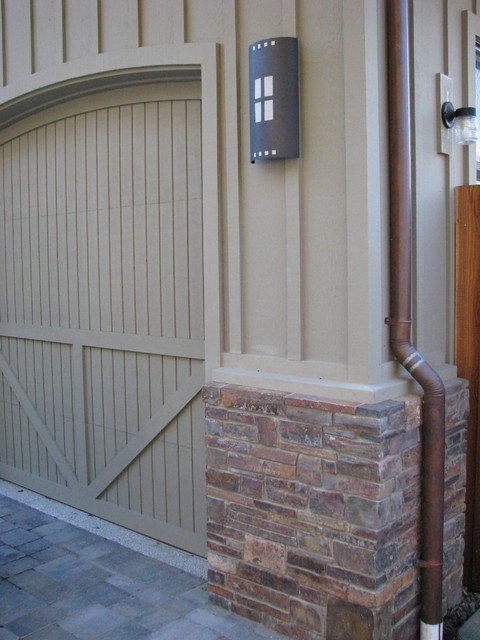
[{"xmin": 441, "ymin": 101, "xmax": 455, "ymax": 129}]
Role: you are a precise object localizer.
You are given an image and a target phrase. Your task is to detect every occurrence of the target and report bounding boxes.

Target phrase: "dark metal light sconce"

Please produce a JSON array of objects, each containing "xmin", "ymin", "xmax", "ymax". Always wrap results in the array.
[
  {"xmin": 441, "ymin": 101, "xmax": 478, "ymax": 145},
  {"xmin": 249, "ymin": 37, "xmax": 299, "ymax": 163}
]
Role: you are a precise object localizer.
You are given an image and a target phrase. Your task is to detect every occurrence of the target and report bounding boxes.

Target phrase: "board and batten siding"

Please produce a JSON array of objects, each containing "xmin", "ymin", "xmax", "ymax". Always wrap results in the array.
[
  {"xmin": 0, "ymin": 83, "xmax": 208, "ymax": 555},
  {"xmin": 0, "ymin": 0, "xmax": 471, "ymax": 396}
]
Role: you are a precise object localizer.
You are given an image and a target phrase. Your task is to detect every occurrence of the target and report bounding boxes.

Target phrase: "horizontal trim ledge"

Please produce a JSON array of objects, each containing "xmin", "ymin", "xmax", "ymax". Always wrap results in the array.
[{"xmin": 211, "ymin": 363, "xmax": 458, "ymax": 403}]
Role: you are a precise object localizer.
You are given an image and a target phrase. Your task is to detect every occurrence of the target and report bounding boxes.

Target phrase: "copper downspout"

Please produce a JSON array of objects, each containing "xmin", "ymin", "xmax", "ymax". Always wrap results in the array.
[{"xmin": 386, "ymin": 0, "xmax": 446, "ymax": 636}]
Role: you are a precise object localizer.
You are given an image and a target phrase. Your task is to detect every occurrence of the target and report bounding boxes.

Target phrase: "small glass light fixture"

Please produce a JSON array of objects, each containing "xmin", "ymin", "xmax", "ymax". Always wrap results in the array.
[{"xmin": 441, "ymin": 101, "xmax": 478, "ymax": 145}]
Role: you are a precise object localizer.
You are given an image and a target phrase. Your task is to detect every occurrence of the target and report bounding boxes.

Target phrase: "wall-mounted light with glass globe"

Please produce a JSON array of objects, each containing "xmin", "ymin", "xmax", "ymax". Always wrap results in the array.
[{"xmin": 441, "ymin": 102, "xmax": 478, "ymax": 145}]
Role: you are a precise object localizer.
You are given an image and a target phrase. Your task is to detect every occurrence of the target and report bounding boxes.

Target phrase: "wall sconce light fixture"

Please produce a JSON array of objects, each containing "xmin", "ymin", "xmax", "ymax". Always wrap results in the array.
[
  {"xmin": 249, "ymin": 37, "xmax": 299, "ymax": 163},
  {"xmin": 441, "ymin": 101, "xmax": 478, "ymax": 145}
]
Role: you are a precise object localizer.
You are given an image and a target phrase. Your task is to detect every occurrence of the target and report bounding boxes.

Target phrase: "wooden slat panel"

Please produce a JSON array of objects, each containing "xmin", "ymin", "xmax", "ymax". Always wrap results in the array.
[
  {"xmin": 19, "ymin": 135, "xmax": 32, "ymax": 326},
  {"xmin": 64, "ymin": 0, "xmax": 99, "ymax": 62},
  {"xmin": 32, "ymin": 0, "xmax": 64, "ymax": 71},
  {"xmin": 97, "ymin": 109, "xmax": 112, "ymax": 333},
  {"xmin": 86, "ymin": 111, "xmax": 100, "ymax": 332},
  {"xmin": 186, "ymin": 100, "xmax": 204, "ymax": 340},
  {"xmin": 172, "ymin": 100, "xmax": 189, "ymax": 340},
  {"xmin": 37, "ymin": 128, "xmax": 50, "ymax": 327},
  {"xmin": 46, "ymin": 124, "xmax": 60, "ymax": 328},
  {"xmin": 159, "ymin": 102, "xmax": 176, "ymax": 338},
  {"xmin": 28, "ymin": 131, "xmax": 42, "ymax": 326},
  {"xmin": 3, "ymin": 0, "xmax": 32, "ymax": 84},
  {"xmin": 75, "ymin": 114, "xmax": 90, "ymax": 331},
  {"xmin": 4, "ymin": 143, "xmax": 15, "ymax": 324},
  {"xmin": 0, "ymin": 146, "xmax": 6, "ymax": 322},
  {"xmin": 455, "ymin": 185, "xmax": 480, "ymax": 591},
  {"xmin": 120, "ymin": 105, "xmax": 136, "ymax": 335},
  {"xmin": 132, "ymin": 104, "xmax": 148, "ymax": 337},
  {"xmin": 145, "ymin": 102, "xmax": 162, "ymax": 337},
  {"xmin": 0, "ymin": 89, "xmax": 206, "ymax": 555},
  {"xmin": 56, "ymin": 121, "xmax": 69, "ymax": 328},
  {"xmin": 0, "ymin": 341, "xmax": 79, "ymax": 488},
  {"xmin": 11, "ymin": 138, "xmax": 24, "ymax": 325},
  {"xmin": 99, "ymin": 0, "xmax": 139, "ymax": 52},
  {"xmin": 65, "ymin": 117, "xmax": 79, "ymax": 330}
]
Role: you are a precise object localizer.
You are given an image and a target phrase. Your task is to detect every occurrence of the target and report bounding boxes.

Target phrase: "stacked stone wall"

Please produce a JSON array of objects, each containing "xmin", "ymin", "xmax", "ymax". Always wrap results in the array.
[{"xmin": 203, "ymin": 379, "xmax": 468, "ymax": 640}]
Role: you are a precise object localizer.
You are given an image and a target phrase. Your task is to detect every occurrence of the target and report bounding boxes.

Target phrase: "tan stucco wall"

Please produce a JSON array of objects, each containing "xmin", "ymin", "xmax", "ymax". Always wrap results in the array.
[{"xmin": 0, "ymin": 0, "xmax": 474, "ymax": 400}]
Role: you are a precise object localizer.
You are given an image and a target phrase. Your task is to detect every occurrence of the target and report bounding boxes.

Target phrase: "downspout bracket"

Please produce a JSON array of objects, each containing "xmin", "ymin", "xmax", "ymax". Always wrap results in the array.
[{"xmin": 384, "ymin": 317, "xmax": 412, "ymax": 325}]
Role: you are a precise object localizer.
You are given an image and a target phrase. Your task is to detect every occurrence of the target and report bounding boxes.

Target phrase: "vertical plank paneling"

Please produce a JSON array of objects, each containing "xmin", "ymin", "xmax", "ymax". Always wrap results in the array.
[
  {"xmin": 32, "ymin": 0, "xmax": 64, "ymax": 72},
  {"xmin": 0, "ymin": 145, "xmax": 6, "ymax": 321},
  {"xmin": 11, "ymin": 138, "xmax": 24, "ymax": 324},
  {"xmin": 99, "ymin": 0, "xmax": 139, "ymax": 52},
  {"xmin": 24, "ymin": 339, "xmax": 37, "ymax": 475},
  {"xmin": 164, "ymin": 355, "xmax": 180, "ymax": 527},
  {"xmin": 3, "ymin": 0, "xmax": 32, "ymax": 85},
  {"xmin": 145, "ymin": 102, "xmax": 161, "ymax": 337},
  {"xmin": 223, "ymin": 0, "xmax": 242, "ymax": 353},
  {"xmin": 120, "ymin": 105, "xmax": 135, "ymax": 335},
  {"xmin": 108, "ymin": 107, "xmax": 124, "ymax": 335},
  {"xmin": 132, "ymin": 104, "xmax": 148, "ymax": 336},
  {"xmin": 3, "ymin": 340, "xmax": 15, "ymax": 467},
  {"xmin": 3, "ymin": 143, "xmax": 14, "ymax": 323},
  {"xmin": 0, "ymin": 88, "xmax": 206, "ymax": 554},
  {"xmin": 55, "ymin": 120, "xmax": 69, "ymax": 328},
  {"xmin": 172, "ymin": 101, "xmax": 189, "ymax": 340},
  {"xmin": 191, "ymin": 387, "xmax": 206, "ymax": 532},
  {"xmin": 101, "ymin": 349, "xmax": 115, "ymax": 503},
  {"xmin": 46, "ymin": 124, "xmax": 59, "ymax": 328},
  {"xmin": 71, "ymin": 342, "xmax": 88, "ymax": 484},
  {"xmin": 41, "ymin": 341, "xmax": 56, "ymax": 482},
  {"xmin": 51, "ymin": 342, "xmax": 65, "ymax": 460},
  {"xmin": 61, "ymin": 344, "xmax": 74, "ymax": 472},
  {"xmin": 86, "ymin": 111, "xmax": 100, "ymax": 332},
  {"xmin": 20, "ymin": 136, "xmax": 32, "ymax": 326},
  {"xmin": 0, "ymin": 0, "xmax": 5, "ymax": 89},
  {"xmin": 64, "ymin": 0, "xmax": 99, "ymax": 61},
  {"xmin": 28, "ymin": 132, "xmax": 41, "ymax": 326},
  {"xmin": 0, "ymin": 367, "xmax": 5, "ymax": 464},
  {"xmin": 186, "ymin": 100, "xmax": 203, "ymax": 341},
  {"xmin": 113, "ymin": 349, "xmax": 129, "ymax": 508},
  {"xmin": 91, "ymin": 347, "xmax": 105, "ymax": 478},
  {"xmin": 140, "ymin": 0, "xmax": 181, "ymax": 46},
  {"xmin": 36, "ymin": 129, "xmax": 49, "ymax": 327},
  {"xmin": 151, "ymin": 356, "xmax": 167, "ymax": 520},
  {"xmin": 12, "ymin": 339, "xmax": 26, "ymax": 471},
  {"xmin": 75, "ymin": 114, "xmax": 90, "ymax": 331},
  {"xmin": 65, "ymin": 117, "xmax": 79, "ymax": 329},
  {"xmin": 33, "ymin": 339, "xmax": 48, "ymax": 479},
  {"xmin": 159, "ymin": 101, "xmax": 175, "ymax": 338},
  {"xmin": 137, "ymin": 352, "xmax": 152, "ymax": 516},
  {"xmin": 97, "ymin": 109, "xmax": 112, "ymax": 333}
]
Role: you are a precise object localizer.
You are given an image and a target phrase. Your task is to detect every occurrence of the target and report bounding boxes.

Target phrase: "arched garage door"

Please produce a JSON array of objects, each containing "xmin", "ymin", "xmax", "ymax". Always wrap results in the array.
[{"xmin": 0, "ymin": 83, "xmax": 207, "ymax": 556}]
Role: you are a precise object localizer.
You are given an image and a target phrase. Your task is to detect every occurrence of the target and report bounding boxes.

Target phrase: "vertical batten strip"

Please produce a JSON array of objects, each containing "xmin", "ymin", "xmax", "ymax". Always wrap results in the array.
[
  {"xmin": 0, "ymin": 0, "xmax": 5, "ymax": 87},
  {"xmin": 224, "ymin": 0, "xmax": 243, "ymax": 354},
  {"xmin": 283, "ymin": 0, "xmax": 302, "ymax": 361},
  {"xmin": 71, "ymin": 341, "xmax": 88, "ymax": 484},
  {"xmin": 173, "ymin": 0, "xmax": 185, "ymax": 44},
  {"xmin": 56, "ymin": 0, "xmax": 65, "ymax": 64},
  {"xmin": 28, "ymin": 0, "xmax": 33, "ymax": 75},
  {"xmin": 95, "ymin": 0, "xmax": 101, "ymax": 54},
  {"xmin": 0, "ymin": 146, "xmax": 6, "ymax": 321}
]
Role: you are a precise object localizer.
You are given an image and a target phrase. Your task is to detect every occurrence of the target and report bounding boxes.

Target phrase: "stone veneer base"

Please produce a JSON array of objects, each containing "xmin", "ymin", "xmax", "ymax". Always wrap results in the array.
[{"xmin": 203, "ymin": 378, "xmax": 468, "ymax": 640}]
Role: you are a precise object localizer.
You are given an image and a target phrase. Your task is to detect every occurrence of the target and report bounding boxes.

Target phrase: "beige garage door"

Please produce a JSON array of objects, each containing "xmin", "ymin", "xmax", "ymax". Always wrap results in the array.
[{"xmin": 0, "ymin": 83, "xmax": 207, "ymax": 556}]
